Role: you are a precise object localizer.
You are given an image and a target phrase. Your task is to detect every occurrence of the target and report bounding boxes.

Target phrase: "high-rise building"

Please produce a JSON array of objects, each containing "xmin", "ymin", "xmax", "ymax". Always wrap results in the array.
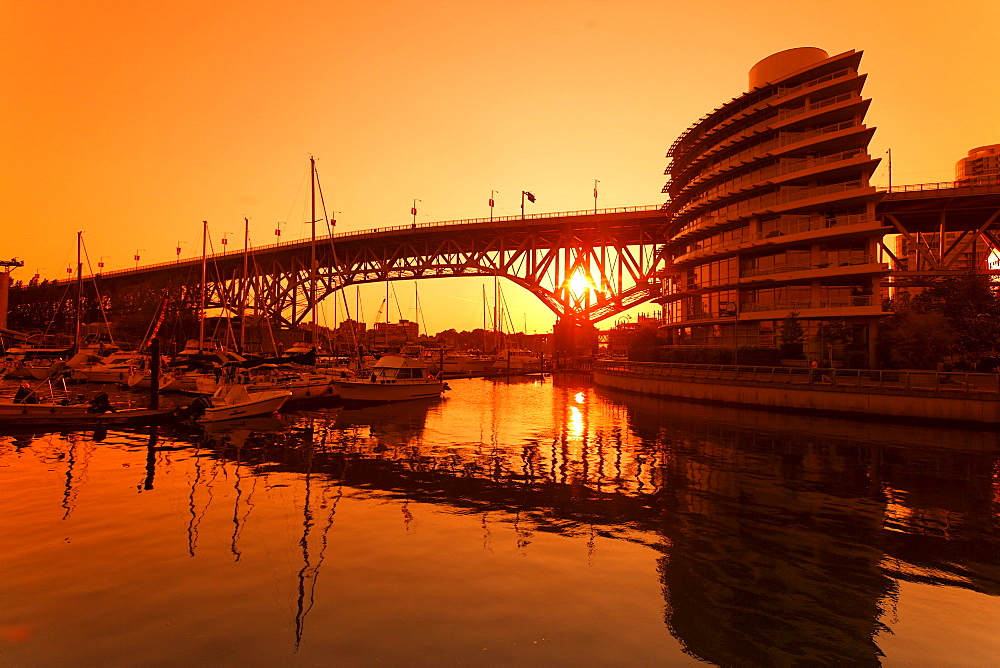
[
  {"xmin": 656, "ymin": 48, "xmax": 888, "ymax": 363},
  {"xmin": 956, "ymin": 144, "xmax": 1000, "ymax": 185}
]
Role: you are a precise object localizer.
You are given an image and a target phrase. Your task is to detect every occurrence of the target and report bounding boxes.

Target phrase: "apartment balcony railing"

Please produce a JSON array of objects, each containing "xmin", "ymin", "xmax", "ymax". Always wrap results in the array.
[
  {"xmin": 672, "ymin": 180, "xmax": 868, "ymax": 242},
  {"xmin": 669, "ymin": 119, "xmax": 865, "ymax": 205},
  {"xmin": 774, "ymin": 92, "xmax": 858, "ymax": 121},
  {"xmin": 669, "ymin": 66, "xmax": 856, "ymax": 162},
  {"xmin": 739, "ymin": 296, "xmax": 874, "ymax": 312},
  {"xmin": 674, "ymin": 149, "xmax": 865, "ymax": 216},
  {"xmin": 739, "ymin": 262, "xmax": 813, "ymax": 278}
]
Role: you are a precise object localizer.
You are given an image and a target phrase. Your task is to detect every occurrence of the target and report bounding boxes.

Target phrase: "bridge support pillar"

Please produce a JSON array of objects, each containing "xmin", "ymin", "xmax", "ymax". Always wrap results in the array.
[
  {"xmin": 553, "ymin": 317, "xmax": 599, "ymax": 363},
  {"xmin": 0, "ymin": 272, "xmax": 9, "ymax": 332}
]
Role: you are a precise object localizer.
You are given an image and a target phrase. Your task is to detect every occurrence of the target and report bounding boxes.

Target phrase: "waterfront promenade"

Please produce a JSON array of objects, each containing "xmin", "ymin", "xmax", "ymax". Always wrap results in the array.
[{"xmin": 593, "ymin": 360, "xmax": 1000, "ymax": 424}]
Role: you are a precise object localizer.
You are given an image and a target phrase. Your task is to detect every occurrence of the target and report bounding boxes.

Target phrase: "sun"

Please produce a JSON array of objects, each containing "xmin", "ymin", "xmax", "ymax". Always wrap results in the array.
[{"xmin": 568, "ymin": 271, "xmax": 593, "ymax": 298}]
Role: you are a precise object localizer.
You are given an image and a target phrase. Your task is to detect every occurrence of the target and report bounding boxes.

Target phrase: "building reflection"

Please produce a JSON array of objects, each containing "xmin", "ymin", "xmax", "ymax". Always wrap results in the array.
[{"xmin": 611, "ymin": 391, "xmax": 1000, "ymax": 665}]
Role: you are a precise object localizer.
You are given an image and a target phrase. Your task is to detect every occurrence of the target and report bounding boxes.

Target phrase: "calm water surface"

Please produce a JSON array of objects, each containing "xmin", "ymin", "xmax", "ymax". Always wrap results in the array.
[{"xmin": 1, "ymin": 376, "xmax": 998, "ymax": 666}]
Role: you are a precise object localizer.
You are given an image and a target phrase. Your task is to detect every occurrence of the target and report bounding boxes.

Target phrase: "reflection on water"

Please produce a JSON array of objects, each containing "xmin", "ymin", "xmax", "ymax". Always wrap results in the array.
[{"xmin": 1, "ymin": 376, "xmax": 998, "ymax": 665}]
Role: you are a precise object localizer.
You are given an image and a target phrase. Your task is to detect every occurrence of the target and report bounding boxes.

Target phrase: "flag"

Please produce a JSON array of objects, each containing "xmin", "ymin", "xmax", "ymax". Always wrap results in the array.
[
  {"xmin": 594, "ymin": 188, "xmax": 598, "ymax": 198},
  {"xmin": 411, "ymin": 207, "xmax": 417, "ymax": 216},
  {"xmin": 524, "ymin": 191, "xmax": 535, "ymax": 203},
  {"xmin": 489, "ymin": 198, "xmax": 494, "ymax": 207}
]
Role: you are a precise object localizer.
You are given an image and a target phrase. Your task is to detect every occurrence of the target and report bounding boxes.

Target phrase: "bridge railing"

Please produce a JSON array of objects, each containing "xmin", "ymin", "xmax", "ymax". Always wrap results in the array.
[
  {"xmin": 57, "ymin": 204, "xmax": 665, "ymax": 284},
  {"xmin": 594, "ymin": 360, "xmax": 1000, "ymax": 396},
  {"xmin": 878, "ymin": 178, "xmax": 1000, "ymax": 193}
]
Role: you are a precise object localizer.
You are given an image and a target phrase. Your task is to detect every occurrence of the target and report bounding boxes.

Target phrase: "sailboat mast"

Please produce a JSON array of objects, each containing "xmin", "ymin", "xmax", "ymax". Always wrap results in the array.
[
  {"xmin": 74, "ymin": 231, "xmax": 82, "ymax": 351},
  {"xmin": 199, "ymin": 220, "xmax": 207, "ymax": 352},
  {"xmin": 239, "ymin": 217, "xmax": 249, "ymax": 354},
  {"xmin": 310, "ymin": 156, "xmax": 318, "ymax": 351}
]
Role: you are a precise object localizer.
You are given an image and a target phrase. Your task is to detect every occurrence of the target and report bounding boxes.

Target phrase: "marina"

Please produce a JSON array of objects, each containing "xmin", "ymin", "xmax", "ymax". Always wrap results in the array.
[
  {"xmin": 2, "ymin": 375, "xmax": 998, "ymax": 665},
  {"xmin": 3, "ymin": 4, "xmax": 998, "ymax": 664}
]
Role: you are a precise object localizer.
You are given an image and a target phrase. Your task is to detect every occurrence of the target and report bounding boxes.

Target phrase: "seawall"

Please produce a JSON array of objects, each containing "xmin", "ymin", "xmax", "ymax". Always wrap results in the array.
[{"xmin": 592, "ymin": 363, "xmax": 1000, "ymax": 425}]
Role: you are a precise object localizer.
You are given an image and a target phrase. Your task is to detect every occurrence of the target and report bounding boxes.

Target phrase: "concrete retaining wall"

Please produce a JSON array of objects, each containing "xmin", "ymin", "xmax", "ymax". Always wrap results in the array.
[{"xmin": 593, "ymin": 369, "xmax": 1000, "ymax": 424}]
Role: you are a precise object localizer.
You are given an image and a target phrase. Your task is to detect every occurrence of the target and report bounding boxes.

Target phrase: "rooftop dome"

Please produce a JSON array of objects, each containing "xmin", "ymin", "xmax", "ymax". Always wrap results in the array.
[{"xmin": 749, "ymin": 47, "xmax": 828, "ymax": 89}]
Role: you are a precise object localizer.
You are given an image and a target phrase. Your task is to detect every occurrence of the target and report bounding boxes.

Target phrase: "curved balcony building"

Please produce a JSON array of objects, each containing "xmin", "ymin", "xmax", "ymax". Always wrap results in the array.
[{"xmin": 657, "ymin": 48, "xmax": 887, "ymax": 364}]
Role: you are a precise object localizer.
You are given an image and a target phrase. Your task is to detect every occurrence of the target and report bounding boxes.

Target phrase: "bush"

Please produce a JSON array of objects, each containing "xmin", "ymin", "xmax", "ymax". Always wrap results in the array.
[{"xmin": 843, "ymin": 350, "xmax": 867, "ymax": 369}]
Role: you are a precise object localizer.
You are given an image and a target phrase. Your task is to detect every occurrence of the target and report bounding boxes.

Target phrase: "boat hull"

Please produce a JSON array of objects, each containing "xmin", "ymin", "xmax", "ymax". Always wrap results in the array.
[
  {"xmin": 336, "ymin": 380, "xmax": 444, "ymax": 403},
  {"xmin": 197, "ymin": 390, "xmax": 291, "ymax": 422},
  {"xmin": 0, "ymin": 403, "xmax": 175, "ymax": 428}
]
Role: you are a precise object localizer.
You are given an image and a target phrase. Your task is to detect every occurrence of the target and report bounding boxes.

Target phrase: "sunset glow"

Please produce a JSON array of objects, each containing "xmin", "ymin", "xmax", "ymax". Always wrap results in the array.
[{"xmin": 2, "ymin": 0, "xmax": 997, "ymax": 335}]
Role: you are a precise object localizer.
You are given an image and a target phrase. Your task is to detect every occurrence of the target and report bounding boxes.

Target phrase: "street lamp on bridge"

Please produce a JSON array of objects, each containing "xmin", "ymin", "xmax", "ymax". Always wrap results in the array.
[
  {"xmin": 98, "ymin": 256, "xmax": 109, "ymax": 271},
  {"xmin": 275, "ymin": 222, "xmax": 285, "ymax": 242},
  {"xmin": 521, "ymin": 191, "xmax": 536, "ymax": 220},
  {"xmin": 175, "ymin": 241, "xmax": 186, "ymax": 263},
  {"xmin": 411, "ymin": 199, "xmax": 421, "ymax": 228},
  {"xmin": 134, "ymin": 249, "xmax": 145, "ymax": 269}
]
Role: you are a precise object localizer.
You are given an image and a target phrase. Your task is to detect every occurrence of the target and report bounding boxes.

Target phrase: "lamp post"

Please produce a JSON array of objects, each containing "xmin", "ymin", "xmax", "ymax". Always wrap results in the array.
[
  {"xmin": 98, "ymin": 256, "xmax": 109, "ymax": 271},
  {"xmin": 490, "ymin": 190, "xmax": 498, "ymax": 222},
  {"xmin": 275, "ymin": 221, "xmax": 285, "ymax": 243},
  {"xmin": 134, "ymin": 249, "xmax": 145, "ymax": 269},
  {"xmin": 594, "ymin": 179, "xmax": 599, "ymax": 213},
  {"xmin": 175, "ymin": 241, "xmax": 186, "ymax": 263},
  {"xmin": 521, "ymin": 191, "xmax": 536, "ymax": 220}
]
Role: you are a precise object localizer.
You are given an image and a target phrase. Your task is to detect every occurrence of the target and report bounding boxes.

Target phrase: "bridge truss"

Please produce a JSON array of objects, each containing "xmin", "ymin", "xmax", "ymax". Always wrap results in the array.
[{"xmin": 25, "ymin": 207, "xmax": 667, "ymax": 334}]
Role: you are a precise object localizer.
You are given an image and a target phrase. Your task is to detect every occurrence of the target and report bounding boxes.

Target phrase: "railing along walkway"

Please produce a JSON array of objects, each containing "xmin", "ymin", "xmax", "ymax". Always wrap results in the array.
[{"xmin": 594, "ymin": 361, "xmax": 1000, "ymax": 397}]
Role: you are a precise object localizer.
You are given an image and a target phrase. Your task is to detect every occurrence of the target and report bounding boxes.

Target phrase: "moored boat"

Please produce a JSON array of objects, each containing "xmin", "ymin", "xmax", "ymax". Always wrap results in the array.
[
  {"xmin": 336, "ymin": 355, "xmax": 446, "ymax": 403},
  {"xmin": 0, "ymin": 382, "xmax": 174, "ymax": 428},
  {"xmin": 193, "ymin": 385, "xmax": 292, "ymax": 422}
]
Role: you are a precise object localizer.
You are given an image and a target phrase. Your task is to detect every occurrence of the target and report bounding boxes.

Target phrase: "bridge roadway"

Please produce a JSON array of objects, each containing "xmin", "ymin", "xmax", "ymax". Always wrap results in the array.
[
  {"xmin": 57, "ymin": 205, "xmax": 668, "ymax": 327},
  {"xmin": 21, "ymin": 181, "xmax": 1000, "ymax": 328}
]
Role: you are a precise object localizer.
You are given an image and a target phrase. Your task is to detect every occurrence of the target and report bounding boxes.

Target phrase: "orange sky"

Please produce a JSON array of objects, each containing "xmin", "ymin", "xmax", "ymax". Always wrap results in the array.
[{"xmin": 2, "ymin": 0, "xmax": 998, "ymax": 335}]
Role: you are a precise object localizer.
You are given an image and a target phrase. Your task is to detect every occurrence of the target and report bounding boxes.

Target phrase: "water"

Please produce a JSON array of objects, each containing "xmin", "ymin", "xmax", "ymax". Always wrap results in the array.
[{"xmin": 1, "ymin": 376, "xmax": 998, "ymax": 666}]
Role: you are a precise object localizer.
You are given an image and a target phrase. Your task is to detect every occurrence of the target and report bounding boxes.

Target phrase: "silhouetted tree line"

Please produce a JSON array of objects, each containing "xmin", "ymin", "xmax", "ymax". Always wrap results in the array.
[{"xmin": 877, "ymin": 274, "xmax": 1000, "ymax": 370}]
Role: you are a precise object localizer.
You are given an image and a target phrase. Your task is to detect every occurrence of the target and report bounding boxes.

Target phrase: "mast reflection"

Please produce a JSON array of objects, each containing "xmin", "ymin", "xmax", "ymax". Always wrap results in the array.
[{"xmin": 5, "ymin": 376, "xmax": 996, "ymax": 662}]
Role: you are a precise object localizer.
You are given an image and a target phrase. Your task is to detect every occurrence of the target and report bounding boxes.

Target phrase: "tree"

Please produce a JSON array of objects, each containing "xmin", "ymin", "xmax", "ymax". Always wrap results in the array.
[
  {"xmin": 879, "ymin": 309, "xmax": 957, "ymax": 369},
  {"xmin": 778, "ymin": 311, "xmax": 805, "ymax": 359},
  {"xmin": 910, "ymin": 274, "xmax": 1000, "ymax": 358}
]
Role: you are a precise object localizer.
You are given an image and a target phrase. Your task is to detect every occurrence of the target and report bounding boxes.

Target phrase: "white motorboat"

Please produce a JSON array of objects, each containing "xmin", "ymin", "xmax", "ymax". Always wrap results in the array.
[
  {"xmin": 126, "ymin": 367, "xmax": 187, "ymax": 392},
  {"xmin": 71, "ymin": 351, "xmax": 149, "ymax": 383},
  {"xmin": 336, "ymin": 355, "xmax": 446, "ymax": 403},
  {"xmin": 1, "ymin": 345, "xmax": 75, "ymax": 380},
  {"xmin": 440, "ymin": 351, "xmax": 493, "ymax": 377},
  {"xmin": 491, "ymin": 349, "xmax": 544, "ymax": 374},
  {"xmin": 195, "ymin": 385, "xmax": 292, "ymax": 423},
  {"xmin": 247, "ymin": 367, "xmax": 348, "ymax": 402}
]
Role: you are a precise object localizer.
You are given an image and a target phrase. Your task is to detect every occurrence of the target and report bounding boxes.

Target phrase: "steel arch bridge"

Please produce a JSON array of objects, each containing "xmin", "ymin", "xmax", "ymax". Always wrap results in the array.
[{"xmin": 43, "ymin": 206, "xmax": 667, "ymax": 331}]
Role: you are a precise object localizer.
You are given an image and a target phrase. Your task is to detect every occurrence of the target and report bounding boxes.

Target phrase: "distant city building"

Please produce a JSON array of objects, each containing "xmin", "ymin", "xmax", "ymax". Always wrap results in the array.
[
  {"xmin": 656, "ymin": 47, "xmax": 886, "ymax": 363},
  {"xmin": 955, "ymin": 144, "xmax": 1000, "ymax": 185},
  {"xmin": 335, "ymin": 318, "xmax": 366, "ymax": 336},
  {"xmin": 372, "ymin": 319, "xmax": 419, "ymax": 342}
]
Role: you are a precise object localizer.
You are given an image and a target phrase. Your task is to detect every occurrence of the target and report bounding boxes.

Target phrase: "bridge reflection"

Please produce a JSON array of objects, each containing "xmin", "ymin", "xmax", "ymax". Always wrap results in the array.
[{"xmin": 158, "ymin": 378, "xmax": 999, "ymax": 665}]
